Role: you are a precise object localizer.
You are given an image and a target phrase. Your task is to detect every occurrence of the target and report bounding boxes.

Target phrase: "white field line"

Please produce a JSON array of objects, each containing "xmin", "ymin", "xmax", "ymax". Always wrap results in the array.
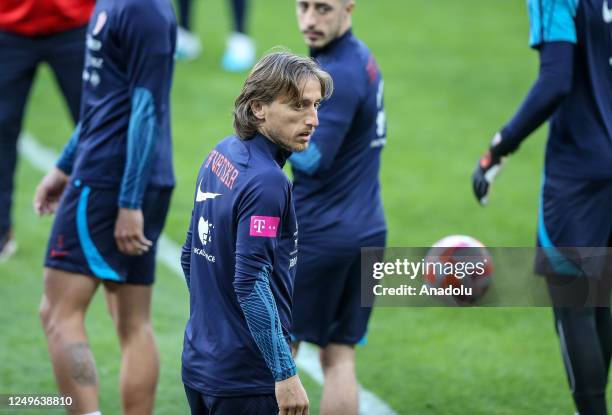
[{"xmin": 19, "ymin": 132, "xmax": 399, "ymax": 415}]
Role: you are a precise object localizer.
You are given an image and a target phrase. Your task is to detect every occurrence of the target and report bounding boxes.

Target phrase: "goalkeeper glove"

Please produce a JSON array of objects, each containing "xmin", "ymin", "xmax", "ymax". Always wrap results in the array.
[{"xmin": 472, "ymin": 132, "xmax": 505, "ymax": 205}]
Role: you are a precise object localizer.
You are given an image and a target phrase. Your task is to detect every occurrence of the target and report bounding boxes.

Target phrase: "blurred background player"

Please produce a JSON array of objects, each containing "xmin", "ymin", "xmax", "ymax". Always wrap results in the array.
[
  {"xmin": 290, "ymin": 1, "xmax": 387, "ymax": 414},
  {"xmin": 180, "ymin": 51, "xmax": 332, "ymax": 415},
  {"xmin": 0, "ymin": 0, "xmax": 94, "ymax": 262},
  {"xmin": 33, "ymin": 0, "xmax": 176, "ymax": 413},
  {"xmin": 472, "ymin": 1, "xmax": 612, "ymax": 414},
  {"xmin": 175, "ymin": 0, "xmax": 255, "ymax": 72}
]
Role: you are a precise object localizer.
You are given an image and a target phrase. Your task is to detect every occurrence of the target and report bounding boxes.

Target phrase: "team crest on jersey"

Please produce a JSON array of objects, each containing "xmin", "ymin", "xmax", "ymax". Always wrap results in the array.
[
  {"xmin": 92, "ymin": 11, "xmax": 108, "ymax": 36},
  {"xmin": 198, "ymin": 217, "xmax": 214, "ymax": 245}
]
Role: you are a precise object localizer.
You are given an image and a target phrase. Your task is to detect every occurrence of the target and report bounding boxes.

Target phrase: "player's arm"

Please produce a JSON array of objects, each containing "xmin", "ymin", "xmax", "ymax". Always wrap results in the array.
[
  {"xmin": 114, "ymin": 4, "xmax": 175, "ymax": 255},
  {"xmin": 233, "ymin": 174, "xmax": 308, "ymax": 414},
  {"xmin": 33, "ymin": 124, "xmax": 81, "ymax": 215},
  {"xmin": 289, "ymin": 64, "xmax": 355, "ymax": 177},
  {"xmin": 472, "ymin": 0, "xmax": 577, "ymax": 205},
  {"xmin": 56, "ymin": 122, "xmax": 81, "ymax": 175}
]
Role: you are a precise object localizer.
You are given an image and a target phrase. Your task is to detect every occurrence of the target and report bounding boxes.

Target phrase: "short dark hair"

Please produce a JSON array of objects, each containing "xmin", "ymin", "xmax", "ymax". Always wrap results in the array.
[{"xmin": 233, "ymin": 50, "xmax": 333, "ymax": 139}]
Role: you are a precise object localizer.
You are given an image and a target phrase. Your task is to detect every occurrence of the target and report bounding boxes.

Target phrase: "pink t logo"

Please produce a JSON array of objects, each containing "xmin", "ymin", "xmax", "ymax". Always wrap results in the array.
[{"xmin": 250, "ymin": 216, "xmax": 280, "ymax": 237}]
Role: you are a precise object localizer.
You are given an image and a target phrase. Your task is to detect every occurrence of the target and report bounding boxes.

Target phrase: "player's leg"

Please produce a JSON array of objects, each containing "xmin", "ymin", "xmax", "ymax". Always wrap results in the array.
[
  {"xmin": 178, "ymin": 0, "xmax": 194, "ymax": 31},
  {"xmin": 319, "ymin": 343, "xmax": 358, "ymax": 415},
  {"xmin": 595, "ymin": 254, "xmax": 612, "ymax": 383},
  {"xmin": 0, "ymin": 31, "xmax": 39, "ymax": 259},
  {"xmin": 319, "ymin": 265, "xmax": 365, "ymax": 415},
  {"xmin": 551, "ymin": 305, "xmax": 608, "ymax": 415},
  {"xmin": 230, "ymin": 0, "xmax": 247, "ymax": 34},
  {"xmin": 222, "ymin": 0, "xmax": 254, "ymax": 72},
  {"xmin": 176, "ymin": 0, "xmax": 201, "ymax": 61},
  {"xmin": 291, "ymin": 248, "xmax": 357, "ymax": 413},
  {"xmin": 321, "ymin": 233, "xmax": 385, "ymax": 415},
  {"xmin": 44, "ymin": 26, "xmax": 87, "ymax": 123},
  {"xmin": 39, "ymin": 268, "xmax": 100, "ymax": 415},
  {"xmin": 595, "ymin": 306, "xmax": 612, "ymax": 381},
  {"xmin": 538, "ymin": 176, "xmax": 612, "ymax": 415},
  {"xmin": 103, "ymin": 282, "xmax": 159, "ymax": 415},
  {"xmin": 184, "ymin": 384, "xmax": 209, "ymax": 415},
  {"xmin": 104, "ymin": 187, "xmax": 171, "ymax": 414}
]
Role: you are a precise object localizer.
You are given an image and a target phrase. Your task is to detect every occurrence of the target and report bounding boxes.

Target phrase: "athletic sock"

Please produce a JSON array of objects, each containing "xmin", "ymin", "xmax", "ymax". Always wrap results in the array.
[{"xmin": 553, "ymin": 307, "xmax": 608, "ymax": 415}]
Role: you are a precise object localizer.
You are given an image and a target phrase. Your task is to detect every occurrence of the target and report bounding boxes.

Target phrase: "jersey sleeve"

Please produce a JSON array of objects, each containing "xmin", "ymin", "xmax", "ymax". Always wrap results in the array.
[
  {"xmin": 289, "ymin": 64, "xmax": 361, "ymax": 176},
  {"xmin": 56, "ymin": 122, "xmax": 81, "ymax": 175},
  {"xmin": 528, "ymin": 0, "xmax": 579, "ymax": 48},
  {"xmin": 117, "ymin": 4, "xmax": 176, "ymax": 209},
  {"xmin": 495, "ymin": 42, "xmax": 575, "ymax": 156},
  {"xmin": 233, "ymin": 172, "xmax": 297, "ymax": 382}
]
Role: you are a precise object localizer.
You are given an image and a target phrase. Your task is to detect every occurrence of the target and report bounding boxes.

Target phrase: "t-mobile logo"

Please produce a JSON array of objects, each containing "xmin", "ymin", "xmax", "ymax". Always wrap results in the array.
[{"xmin": 250, "ymin": 216, "xmax": 280, "ymax": 237}]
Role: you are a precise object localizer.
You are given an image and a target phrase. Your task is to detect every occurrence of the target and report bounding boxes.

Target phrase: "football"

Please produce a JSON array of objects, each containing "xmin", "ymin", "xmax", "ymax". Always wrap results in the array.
[{"xmin": 423, "ymin": 235, "xmax": 493, "ymax": 305}]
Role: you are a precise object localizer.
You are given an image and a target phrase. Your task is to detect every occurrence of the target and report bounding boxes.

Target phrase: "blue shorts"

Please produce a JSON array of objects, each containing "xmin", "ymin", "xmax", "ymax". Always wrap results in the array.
[
  {"xmin": 291, "ymin": 232, "xmax": 386, "ymax": 347},
  {"xmin": 535, "ymin": 174, "xmax": 612, "ymax": 279},
  {"xmin": 184, "ymin": 385, "xmax": 277, "ymax": 415},
  {"xmin": 44, "ymin": 180, "xmax": 172, "ymax": 285}
]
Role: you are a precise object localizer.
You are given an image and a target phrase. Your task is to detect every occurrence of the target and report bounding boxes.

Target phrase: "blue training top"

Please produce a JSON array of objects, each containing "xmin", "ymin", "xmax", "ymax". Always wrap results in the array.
[
  {"xmin": 289, "ymin": 29, "xmax": 387, "ymax": 251},
  {"xmin": 57, "ymin": 0, "xmax": 176, "ymax": 208},
  {"xmin": 181, "ymin": 134, "xmax": 298, "ymax": 396},
  {"xmin": 524, "ymin": 0, "xmax": 612, "ymax": 178}
]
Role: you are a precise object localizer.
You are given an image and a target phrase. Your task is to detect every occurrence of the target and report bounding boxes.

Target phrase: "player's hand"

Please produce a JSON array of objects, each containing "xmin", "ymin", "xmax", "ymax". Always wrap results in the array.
[
  {"xmin": 472, "ymin": 132, "xmax": 505, "ymax": 205},
  {"xmin": 275, "ymin": 375, "xmax": 309, "ymax": 415},
  {"xmin": 33, "ymin": 167, "xmax": 69, "ymax": 216},
  {"xmin": 114, "ymin": 208, "xmax": 152, "ymax": 256}
]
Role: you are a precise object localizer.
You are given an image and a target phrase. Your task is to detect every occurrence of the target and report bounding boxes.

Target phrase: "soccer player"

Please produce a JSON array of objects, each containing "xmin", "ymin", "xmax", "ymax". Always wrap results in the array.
[
  {"xmin": 33, "ymin": 0, "xmax": 176, "ymax": 413},
  {"xmin": 472, "ymin": 1, "xmax": 612, "ymax": 414},
  {"xmin": 175, "ymin": 0, "xmax": 255, "ymax": 72},
  {"xmin": 290, "ymin": 1, "xmax": 387, "ymax": 414},
  {"xmin": 0, "ymin": 0, "xmax": 94, "ymax": 262},
  {"xmin": 180, "ymin": 51, "xmax": 332, "ymax": 415}
]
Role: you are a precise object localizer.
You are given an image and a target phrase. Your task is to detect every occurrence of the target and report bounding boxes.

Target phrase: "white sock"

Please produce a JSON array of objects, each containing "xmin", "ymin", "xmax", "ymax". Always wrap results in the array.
[{"xmin": 82, "ymin": 411, "xmax": 101, "ymax": 415}]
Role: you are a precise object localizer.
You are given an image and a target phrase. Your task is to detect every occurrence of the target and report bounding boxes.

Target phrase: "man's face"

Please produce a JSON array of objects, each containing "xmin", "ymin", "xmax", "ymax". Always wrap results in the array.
[
  {"xmin": 297, "ymin": 0, "xmax": 351, "ymax": 49},
  {"xmin": 254, "ymin": 78, "xmax": 322, "ymax": 153}
]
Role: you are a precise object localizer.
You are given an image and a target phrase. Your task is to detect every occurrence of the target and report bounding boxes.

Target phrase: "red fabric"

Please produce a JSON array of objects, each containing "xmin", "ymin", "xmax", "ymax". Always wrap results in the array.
[{"xmin": 0, "ymin": 0, "xmax": 94, "ymax": 36}]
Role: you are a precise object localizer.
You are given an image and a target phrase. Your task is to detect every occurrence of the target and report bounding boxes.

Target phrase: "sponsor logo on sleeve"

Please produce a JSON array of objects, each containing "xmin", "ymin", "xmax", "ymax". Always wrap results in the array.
[{"xmin": 250, "ymin": 216, "xmax": 280, "ymax": 237}]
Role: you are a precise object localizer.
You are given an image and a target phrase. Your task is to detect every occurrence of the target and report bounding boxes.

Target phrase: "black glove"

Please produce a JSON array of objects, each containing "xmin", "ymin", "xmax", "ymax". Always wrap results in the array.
[{"xmin": 472, "ymin": 132, "xmax": 505, "ymax": 205}]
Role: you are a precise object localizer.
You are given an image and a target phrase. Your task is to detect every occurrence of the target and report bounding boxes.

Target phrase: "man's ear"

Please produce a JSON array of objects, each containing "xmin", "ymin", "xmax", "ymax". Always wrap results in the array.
[
  {"xmin": 345, "ymin": 1, "xmax": 355, "ymax": 15},
  {"xmin": 251, "ymin": 101, "xmax": 266, "ymax": 120}
]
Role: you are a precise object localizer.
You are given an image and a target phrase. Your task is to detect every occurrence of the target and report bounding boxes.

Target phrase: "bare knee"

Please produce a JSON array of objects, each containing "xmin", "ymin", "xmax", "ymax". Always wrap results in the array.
[
  {"xmin": 39, "ymin": 295, "xmax": 52, "ymax": 333},
  {"xmin": 116, "ymin": 317, "xmax": 153, "ymax": 345},
  {"xmin": 320, "ymin": 344, "xmax": 355, "ymax": 372},
  {"xmin": 40, "ymin": 301, "xmax": 84, "ymax": 342}
]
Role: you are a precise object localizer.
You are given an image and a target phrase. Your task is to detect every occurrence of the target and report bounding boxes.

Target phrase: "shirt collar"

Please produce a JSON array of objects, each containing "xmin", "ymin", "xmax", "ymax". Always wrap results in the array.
[
  {"xmin": 310, "ymin": 28, "xmax": 353, "ymax": 58},
  {"xmin": 252, "ymin": 133, "xmax": 291, "ymax": 168}
]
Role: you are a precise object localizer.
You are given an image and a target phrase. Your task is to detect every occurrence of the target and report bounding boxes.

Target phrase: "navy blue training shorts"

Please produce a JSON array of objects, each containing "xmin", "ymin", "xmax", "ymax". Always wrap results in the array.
[
  {"xmin": 44, "ymin": 180, "xmax": 172, "ymax": 285},
  {"xmin": 535, "ymin": 174, "xmax": 612, "ymax": 279},
  {"xmin": 291, "ymin": 232, "xmax": 386, "ymax": 347},
  {"xmin": 184, "ymin": 385, "xmax": 278, "ymax": 415}
]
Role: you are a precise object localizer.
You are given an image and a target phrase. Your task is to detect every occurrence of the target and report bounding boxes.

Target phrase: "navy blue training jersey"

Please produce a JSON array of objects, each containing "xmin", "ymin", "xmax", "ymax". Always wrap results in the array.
[
  {"xmin": 528, "ymin": 0, "xmax": 612, "ymax": 178},
  {"xmin": 57, "ymin": 0, "xmax": 176, "ymax": 208},
  {"xmin": 289, "ymin": 30, "xmax": 387, "ymax": 250},
  {"xmin": 181, "ymin": 134, "xmax": 298, "ymax": 396}
]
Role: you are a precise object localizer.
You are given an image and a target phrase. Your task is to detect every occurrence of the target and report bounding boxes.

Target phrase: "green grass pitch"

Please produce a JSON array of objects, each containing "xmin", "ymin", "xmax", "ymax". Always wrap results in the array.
[{"xmin": 0, "ymin": 0, "xmax": 607, "ymax": 413}]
